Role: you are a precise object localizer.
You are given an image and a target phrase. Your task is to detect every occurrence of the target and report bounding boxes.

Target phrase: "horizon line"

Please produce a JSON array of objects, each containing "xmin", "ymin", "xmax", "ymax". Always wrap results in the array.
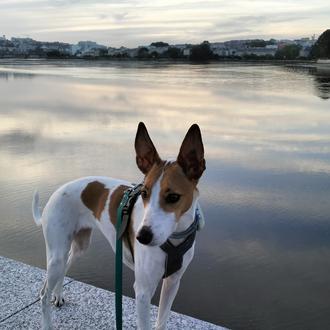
[{"xmin": 1, "ymin": 32, "xmax": 319, "ymax": 49}]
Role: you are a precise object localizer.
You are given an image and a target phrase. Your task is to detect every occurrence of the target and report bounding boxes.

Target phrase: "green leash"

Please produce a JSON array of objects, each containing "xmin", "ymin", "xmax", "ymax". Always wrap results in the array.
[
  {"xmin": 115, "ymin": 190, "xmax": 130, "ymax": 330},
  {"xmin": 114, "ymin": 183, "xmax": 200, "ymax": 328}
]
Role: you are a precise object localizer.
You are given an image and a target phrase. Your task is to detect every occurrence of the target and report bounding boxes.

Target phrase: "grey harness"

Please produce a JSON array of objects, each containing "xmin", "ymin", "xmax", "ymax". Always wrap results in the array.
[{"xmin": 117, "ymin": 184, "xmax": 203, "ymax": 278}]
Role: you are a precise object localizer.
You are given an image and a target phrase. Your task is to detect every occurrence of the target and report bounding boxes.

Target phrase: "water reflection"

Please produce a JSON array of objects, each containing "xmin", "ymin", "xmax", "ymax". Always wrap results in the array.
[
  {"xmin": 286, "ymin": 64, "xmax": 330, "ymax": 100},
  {"xmin": 1, "ymin": 61, "xmax": 330, "ymax": 329},
  {"xmin": 0, "ymin": 70, "xmax": 34, "ymax": 80},
  {"xmin": 313, "ymin": 70, "xmax": 330, "ymax": 100}
]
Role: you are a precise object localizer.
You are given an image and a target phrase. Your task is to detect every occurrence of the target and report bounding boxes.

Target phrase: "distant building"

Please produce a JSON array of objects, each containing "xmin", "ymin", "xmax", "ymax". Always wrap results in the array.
[
  {"xmin": 294, "ymin": 37, "xmax": 315, "ymax": 48},
  {"xmin": 277, "ymin": 39, "xmax": 296, "ymax": 49},
  {"xmin": 71, "ymin": 41, "xmax": 107, "ymax": 56},
  {"xmin": 210, "ymin": 42, "xmax": 229, "ymax": 56},
  {"xmin": 228, "ymin": 47, "xmax": 277, "ymax": 57},
  {"xmin": 265, "ymin": 44, "xmax": 278, "ymax": 50},
  {"xmin": 0, "ymin": 34, "xmax": 318, "ymax": 60},
  {"xmin": 170, "ymin": 45, "xmax": 192, "ymax": 57},
  {"xmin": 126, "ymin": 48, "xmax": 138, "ymax": 58},
  {"xmin": 108, "ymin": 46, "xmax": 136, "ymax": 57},
  {"xmin": 182, "ymin": 48, "xmax": 190, "ymax": 56},
  {"xmin": 40, "ymin": 42, "xmax": 71, "ymax": 54},
  {"xmin": 11, "ymin": 37, "xmax": 39, "ymax": 54},
  {"xmin": 299, "ymin": 47, "xmax": 312, "ymax": 58},
  {"xmin": 146, "ymin": 45, "xmax": 169, "ymax": 55}
]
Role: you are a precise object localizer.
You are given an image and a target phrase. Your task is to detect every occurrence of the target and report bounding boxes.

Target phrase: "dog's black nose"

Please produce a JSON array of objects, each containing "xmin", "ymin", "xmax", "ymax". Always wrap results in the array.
[{"xmin": 136, "ymin": 226, "xmax": 153, "ymax": 245}]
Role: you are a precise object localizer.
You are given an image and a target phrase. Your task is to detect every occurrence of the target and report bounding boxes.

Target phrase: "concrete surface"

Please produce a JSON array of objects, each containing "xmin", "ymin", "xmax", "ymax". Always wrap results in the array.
[{"xmin": 0, "ymin": 256, "xmax": 225, "ymax": 329}]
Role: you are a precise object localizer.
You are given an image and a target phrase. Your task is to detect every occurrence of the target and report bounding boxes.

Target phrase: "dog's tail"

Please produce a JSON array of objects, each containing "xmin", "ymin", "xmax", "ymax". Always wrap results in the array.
[{"xmin": 32, "ymin": 190, "xmax": 43, "ymax": 226}]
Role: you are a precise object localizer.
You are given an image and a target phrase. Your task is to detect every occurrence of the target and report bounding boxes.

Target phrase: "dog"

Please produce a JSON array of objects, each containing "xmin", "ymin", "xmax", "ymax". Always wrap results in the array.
[{"xmin": 32, "ymin": 122, "xmax": 206, "ymax": 330}]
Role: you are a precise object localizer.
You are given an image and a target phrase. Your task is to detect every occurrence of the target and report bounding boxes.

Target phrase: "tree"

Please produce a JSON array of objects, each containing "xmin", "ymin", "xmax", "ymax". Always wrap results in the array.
[
  {"xmin": 310, "ymin": 29, "xmax": 330, "ymax": 59},
  {"xmin": 247, "ymin": 39, "xmax": 267, "ymax": 48},
  {"xmin": 137, "ymin": 47, "xmax": 149, "ymax": 59},
  {"xmin": 150, "ymin": 42, "xmax": 169, "ymax": 47},
  {"xmin": 189, "ymin": 41, "xmax": 214, "ymax": 61},
  {"xmin": 275, "ymin": 44, "xmax": 301, "ymax": 60},
  {"xmin": 46, "ymin": 50, "xmax": 62, "ymax": 58},
  {"xmin": 167, "ymin": 47, "xmax": 181, "ymax": 59},
  {"xmin": 150, "ymin": 51, "xmax": 159, "ymax": 59},
  {"xmin": 98, "ymin": 48, "xmax": 108, "ymax": 56}
]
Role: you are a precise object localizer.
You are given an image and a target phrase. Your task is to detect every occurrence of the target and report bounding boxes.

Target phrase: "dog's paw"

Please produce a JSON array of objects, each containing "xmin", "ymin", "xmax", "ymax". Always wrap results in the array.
[
  {"xmin": 52, "ymin": 296, "xmax": 65, "ymax": 307},
  {"xmin": 42, "ymin": 323, "xmax": 54, "ymax": 330}
]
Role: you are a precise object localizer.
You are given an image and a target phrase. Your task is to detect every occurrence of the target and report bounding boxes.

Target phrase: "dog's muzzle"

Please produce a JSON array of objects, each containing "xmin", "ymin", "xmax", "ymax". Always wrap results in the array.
[{"xmin": 136, "ymin": 226, "xmax": 153, "ymax": 245}]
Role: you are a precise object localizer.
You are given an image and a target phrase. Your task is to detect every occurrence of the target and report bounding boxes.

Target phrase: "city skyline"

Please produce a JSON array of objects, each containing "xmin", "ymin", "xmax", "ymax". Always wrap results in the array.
[{"xmin": 0, "ymin": 0, "xmax": 329, "ymax": 48}]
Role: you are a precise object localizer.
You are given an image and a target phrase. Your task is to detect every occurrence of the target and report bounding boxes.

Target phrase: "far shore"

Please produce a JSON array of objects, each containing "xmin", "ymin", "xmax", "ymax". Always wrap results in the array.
[{"xmin": 0, "ymin": 57, "xmax": 318, "ymax": 66}]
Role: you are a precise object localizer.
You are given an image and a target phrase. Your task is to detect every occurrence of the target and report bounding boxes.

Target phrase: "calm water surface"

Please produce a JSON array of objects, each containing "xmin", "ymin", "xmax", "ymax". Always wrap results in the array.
[{"xmin": 1, "ymin": 59, "xmax": 330, "ymax": 329}]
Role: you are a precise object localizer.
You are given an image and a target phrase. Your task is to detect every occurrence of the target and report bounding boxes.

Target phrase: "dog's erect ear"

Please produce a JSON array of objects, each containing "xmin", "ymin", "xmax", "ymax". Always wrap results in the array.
[
  {"xmin": 135, "ymin": 122, "xmax": 161, "ymax": 174},
  {"xmin": 177, "ymin": 124, "xmax": 205, "ymax": 181}
]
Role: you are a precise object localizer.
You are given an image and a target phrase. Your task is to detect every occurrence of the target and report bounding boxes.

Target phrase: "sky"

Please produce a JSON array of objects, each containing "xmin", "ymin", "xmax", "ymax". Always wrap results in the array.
[{"xmin": 0, "ymin": 0, "xmax": 329, "ymax": 47}]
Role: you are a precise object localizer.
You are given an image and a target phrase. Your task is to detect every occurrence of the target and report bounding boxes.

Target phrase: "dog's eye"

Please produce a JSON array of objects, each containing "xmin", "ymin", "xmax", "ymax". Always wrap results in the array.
[
  {"xmin": 141, "ymin": 189, "xmax": 148, "ymax": 199},
  {"xmin": 165, "ymin": 193, "xmax": 181, "ymax": 204}
]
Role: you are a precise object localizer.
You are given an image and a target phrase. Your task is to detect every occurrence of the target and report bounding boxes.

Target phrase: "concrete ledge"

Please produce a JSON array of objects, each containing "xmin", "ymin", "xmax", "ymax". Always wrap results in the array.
[{"xmin": 0, "ymin": 256, "xmax": 225, "ymax": 329}]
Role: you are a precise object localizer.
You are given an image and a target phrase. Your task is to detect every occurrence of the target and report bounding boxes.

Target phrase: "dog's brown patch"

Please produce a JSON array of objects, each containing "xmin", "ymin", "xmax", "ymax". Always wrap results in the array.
[
  {"xmin": 109, "ymin": 185, "xmax": 130, "ymax": 225},
  {"xmin": 109, "ymin": 184, "xmax": 135, "ymax": 260},
  {"xmin": 141, "ymin": 161, "xmax": 165, "ymax": 205},
  {"xmin": 81, "ymin": 181, "xmax": 110, "ymax": 220},
  {"xmin": 160, "ymin": 162, "xmax": 196, "ymax": 220},
  {"xmin": 141, "ymin": 161, "xmax": 196, "ymax": 221}
]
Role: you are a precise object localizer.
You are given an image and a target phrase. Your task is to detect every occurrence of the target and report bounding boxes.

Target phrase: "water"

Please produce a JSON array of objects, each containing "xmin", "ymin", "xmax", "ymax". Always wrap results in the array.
[{"xmin": 1, "ymin": 59, "xmax": 330, "ymax": 329}]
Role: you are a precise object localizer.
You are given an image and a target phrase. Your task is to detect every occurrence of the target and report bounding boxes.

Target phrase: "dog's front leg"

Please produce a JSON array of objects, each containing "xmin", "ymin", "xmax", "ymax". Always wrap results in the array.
[
  {"xmin": 134, "ymin": 246, "xmax": 164, "ymax": 330},
  {"xmin": 134, "ymin": 269, "xmax": 160, "ymax": 330},
  {"xmin": 155, "ymin": 274, "xmax": 181, "ymax": 330},
  {"xmin": 156, "ymin": 246, "xmax": 195, "ymax": 330}
]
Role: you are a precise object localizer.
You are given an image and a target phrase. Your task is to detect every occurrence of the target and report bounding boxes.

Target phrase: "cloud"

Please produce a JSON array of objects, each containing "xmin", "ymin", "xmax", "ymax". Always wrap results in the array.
[{"xmin": 0, "ymin": 0, "xmax": 329, "ymax": 46}]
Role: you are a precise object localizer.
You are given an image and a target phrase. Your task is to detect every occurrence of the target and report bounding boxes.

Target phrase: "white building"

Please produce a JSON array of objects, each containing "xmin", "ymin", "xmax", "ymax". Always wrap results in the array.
[
  {"xmin": 146, "ymin": 45, "xmax": 168, "ymax": 55},
  {"xmin": 108, "ymin": 46, "xmax": 131, "ymax": 57},
  {"xmin": 210, "ymin": 43, "xmax": 229, "ymax": 56},
  {"xmin": 11, "ymin": 37, "xmax": 38, "ymax": 54},
  {"xmin": 71, "ymin": 41, "xmax": 107, "ymax": 56},
  {"xmin": 231, "ymin": 47, "xmax": 277, "ymax": 57}
]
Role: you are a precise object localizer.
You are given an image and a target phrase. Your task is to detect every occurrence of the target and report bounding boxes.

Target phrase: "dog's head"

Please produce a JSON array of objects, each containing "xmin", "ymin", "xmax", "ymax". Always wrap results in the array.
[{"xmin": 135, "ymin": 122, "xmax": 205, "ymax": 246}]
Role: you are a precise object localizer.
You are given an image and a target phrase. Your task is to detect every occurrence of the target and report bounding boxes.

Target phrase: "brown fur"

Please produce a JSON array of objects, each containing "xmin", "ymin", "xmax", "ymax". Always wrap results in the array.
[
  {"xmin": 109, "ymin": 185, "xmax": 129, "ymax": 225},
  {"xmin": 81, "ymin": 181, "xmax": 110, "ymax": 220},
  {"xmin": 142, "ymin": 161, "xmax": 165, "ymax": 205},
  {"xmin": 142, "ymin": 161, "xmax": 196, "ymax": 221},
  {"xmin": 109, "ymin": 184, "xmax": 135, "ymax": 259},
  {"xmin": 160, "ymin": 162, "xmax": 196, "ymax": 220}
]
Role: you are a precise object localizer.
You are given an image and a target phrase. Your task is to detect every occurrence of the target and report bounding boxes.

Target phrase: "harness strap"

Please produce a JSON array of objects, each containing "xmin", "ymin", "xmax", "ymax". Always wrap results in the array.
[
  {"xmin": 169, "ymin": 208, "xmax": 200, "ymax": 239},
  {"xmin": 115, "ymin": 183, "xmax": 202, "ymax": 328},
  {"xmin": 117, "ymin": 184, "xmax": 143, "ymax": 239},
  {"xmin": 160, "ymin": 230, "xmax": 196, "ymax": 278}
]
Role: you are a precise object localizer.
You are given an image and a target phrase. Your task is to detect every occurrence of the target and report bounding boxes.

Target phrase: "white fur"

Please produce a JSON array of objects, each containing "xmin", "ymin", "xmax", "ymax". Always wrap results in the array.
[
  {"xmin": 32, "ymin": 191, "xmax": 42, "ymax": 226},
  {"xmin": 138, "ymin": 174, "xmax": 177, "ymax": 246},
  {"xmin": 33, "ymin": 174, "xmax": 199, "ymax": 330}
]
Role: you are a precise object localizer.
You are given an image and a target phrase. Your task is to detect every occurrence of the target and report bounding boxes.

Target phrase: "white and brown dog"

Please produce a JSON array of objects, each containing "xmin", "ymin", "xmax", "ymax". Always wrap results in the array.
[{"xmin": 32, "ymin": 122, "xmax": 206, "ymax": 330}]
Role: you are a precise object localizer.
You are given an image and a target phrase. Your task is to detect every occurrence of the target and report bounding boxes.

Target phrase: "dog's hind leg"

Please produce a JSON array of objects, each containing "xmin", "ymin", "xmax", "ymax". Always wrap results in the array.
[
  {"xmin": 41, "ymin": 251, "xmax": 68, "ymax": 330},
  {"xmin": 52, "ymin": 227, "xmax": 92, "ymax": 307}
]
